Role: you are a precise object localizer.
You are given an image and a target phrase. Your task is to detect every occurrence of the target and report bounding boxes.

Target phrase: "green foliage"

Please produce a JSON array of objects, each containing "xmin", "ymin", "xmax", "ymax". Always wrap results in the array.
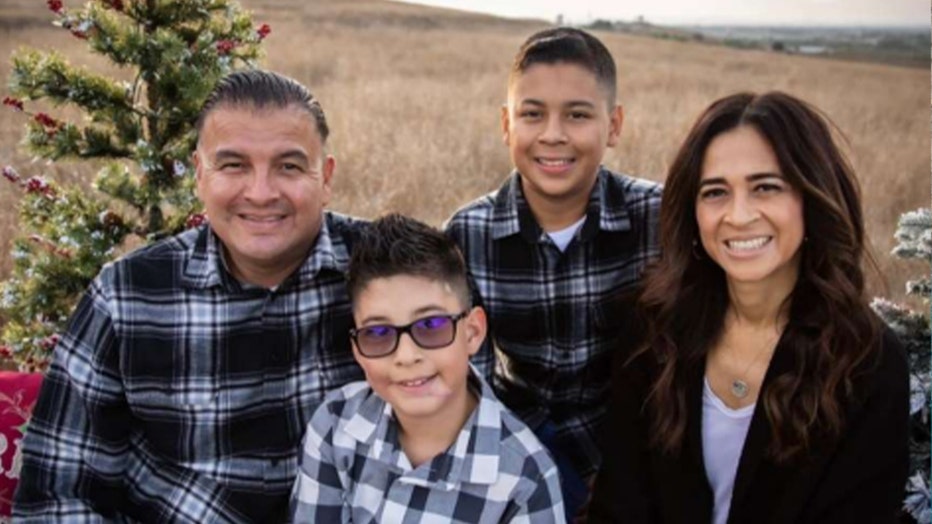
[
  {"xmin": 871, "ymin": 207, "xmax": 931, "ymax": 524},
  {"xmin": 0, "ymin": 0, "xmax": 271, "ymax": 370}
]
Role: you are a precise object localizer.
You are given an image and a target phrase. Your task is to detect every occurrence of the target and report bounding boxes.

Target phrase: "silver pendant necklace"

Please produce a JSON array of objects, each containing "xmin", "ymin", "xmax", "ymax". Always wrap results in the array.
[
  {"xmin": 723, "ymin": 331, "xmax": 780, "ymax": 400},
  {"xmin": 731, "ymin": 379, "xmax": 750, "ymax": 399}
]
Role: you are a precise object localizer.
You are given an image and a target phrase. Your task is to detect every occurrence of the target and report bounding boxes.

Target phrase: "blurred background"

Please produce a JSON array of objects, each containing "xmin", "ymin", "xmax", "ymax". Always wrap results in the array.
[{"xmin": 0, "ymin": 0, "xmax": 928, "ymax": 302}]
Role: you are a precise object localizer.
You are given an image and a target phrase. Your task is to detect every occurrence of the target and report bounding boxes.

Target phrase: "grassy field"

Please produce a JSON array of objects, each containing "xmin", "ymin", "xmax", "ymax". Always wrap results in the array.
[{"xmin": 0, "ymin": 0, "xmax": 928, "ymax": 302}]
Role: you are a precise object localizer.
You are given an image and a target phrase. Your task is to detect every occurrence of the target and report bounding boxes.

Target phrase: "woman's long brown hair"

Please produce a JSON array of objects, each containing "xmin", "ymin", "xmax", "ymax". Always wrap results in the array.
[{"xmin": 640, "ymin": 91, "xmax": 881, "ymax": 461}]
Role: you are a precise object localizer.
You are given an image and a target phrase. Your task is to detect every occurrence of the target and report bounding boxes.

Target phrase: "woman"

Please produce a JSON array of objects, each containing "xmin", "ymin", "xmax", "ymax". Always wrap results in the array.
[{"xmin": 589, "ymin": 92, "xmax": 909, "ymax": 523}]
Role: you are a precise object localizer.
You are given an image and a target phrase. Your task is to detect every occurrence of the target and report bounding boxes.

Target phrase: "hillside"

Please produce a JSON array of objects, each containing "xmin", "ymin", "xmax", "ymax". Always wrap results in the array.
[{"xmin": 0, "ymin": 0, "xmax": 928, "ymax": 300}]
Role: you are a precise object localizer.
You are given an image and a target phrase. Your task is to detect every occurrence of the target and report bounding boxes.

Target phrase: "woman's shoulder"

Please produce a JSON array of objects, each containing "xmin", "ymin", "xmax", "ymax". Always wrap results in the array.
[{"xmin": 852, "ymin": 324, "xmax": 909, "ymax": 412}]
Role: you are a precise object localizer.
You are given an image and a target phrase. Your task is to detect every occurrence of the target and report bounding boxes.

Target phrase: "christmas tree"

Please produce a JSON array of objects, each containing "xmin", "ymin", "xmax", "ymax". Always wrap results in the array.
[
  {"xmin": 871, "ymin": 207, "xmax": 931, "ymax": 524},
  {"xmin": 0, "ymin": 0, "xmax": 271, "ymax": 372}
]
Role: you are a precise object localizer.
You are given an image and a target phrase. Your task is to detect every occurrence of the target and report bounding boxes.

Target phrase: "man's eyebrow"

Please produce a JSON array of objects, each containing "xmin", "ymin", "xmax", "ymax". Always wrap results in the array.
[
  {"xmin": 212, "ymin": 150, "xmax": 245, "ymax": 161},
  {"xmin": 565, "ymin": 100, "xmax": 596, "ymax": 109},
  {"xmin": 518, "ymin": 99, "xmax": 597, "ymax": 109},
  {"xmin": 519, "ymin": 99, "xmax": 545, "ymax": 107},
  {"xmin": 277, "ymin": 149, "xmax": 309, "ymax": 162}
]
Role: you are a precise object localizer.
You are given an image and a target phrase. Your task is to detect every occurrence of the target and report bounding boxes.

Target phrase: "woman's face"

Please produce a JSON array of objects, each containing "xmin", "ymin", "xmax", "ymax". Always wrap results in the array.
[{"xmin": 695, "ymin": 125, "xmax": 805, "ymax": 292}]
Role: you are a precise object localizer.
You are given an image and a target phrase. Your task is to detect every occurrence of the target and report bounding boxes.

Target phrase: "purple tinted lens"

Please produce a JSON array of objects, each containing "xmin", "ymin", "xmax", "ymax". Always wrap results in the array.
[
  {"xmin": 357, "ymin": 325, "xmax": 397, "ymax": 356},
  {"xmin": 410, "ymin": 316, "xmax": 455, "ymax": 348}
]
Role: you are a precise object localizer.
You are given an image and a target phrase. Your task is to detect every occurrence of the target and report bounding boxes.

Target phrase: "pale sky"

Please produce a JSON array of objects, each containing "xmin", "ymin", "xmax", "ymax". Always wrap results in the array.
[{"xmin": 395, "ymin": 0, "xmax": 930, "ymax": 26}]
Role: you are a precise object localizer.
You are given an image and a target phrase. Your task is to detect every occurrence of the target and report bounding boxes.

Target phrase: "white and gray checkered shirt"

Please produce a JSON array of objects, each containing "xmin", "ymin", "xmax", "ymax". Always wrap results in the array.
[{"xmin": 291, "ymin": 365, "xmax": 565, "ymax": 523}]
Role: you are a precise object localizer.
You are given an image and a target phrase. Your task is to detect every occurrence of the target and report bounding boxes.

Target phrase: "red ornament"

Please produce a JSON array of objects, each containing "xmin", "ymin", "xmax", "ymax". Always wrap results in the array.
[
  {"xmin": 185, "ymin": 213, "xmax": 207, "ymax": 229},
  {"xmin": 216, "ymin": 40, "xmax": 236, "ymax": 55},
  {"xmin": 47, "ymin": 0, "xmax": 64, "ymax": 14},
  {"xmin": 34, "ymin": 113, "xmax": 59, "ymax": 129},
  {"xmin": 24, "ymin": 177, "xmax": 53, "ymax": 196},
  {"xmin": 38, "ymin": 334, "xmax": 61, "ymax": 351},
  {"xmin": 257, "ymin": 23, "xmax": 271, "ymax": 40},
  {"xmin": 0, "ymin": 346, "xmax": 11, "ymax": 359},
  {"xmin": 2, "ymin": 97, "xmax": 24, "ymax": 111},
  {"xmin": 2, "ymin": 166, "xmax": 20, "ymax": 183}
]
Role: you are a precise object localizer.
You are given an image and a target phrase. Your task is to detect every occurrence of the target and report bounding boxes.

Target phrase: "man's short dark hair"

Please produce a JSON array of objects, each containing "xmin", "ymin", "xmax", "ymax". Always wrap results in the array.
[
  {"xmin": 509, "ymin": 27, "xmax": 618, "ymax": 107},
  {"xmin": 347, "ymin": 214, "xmax": 471, "ymax": 308},
  {"xmin": 196, "ymin": 69, "xmax": 329, "ymax": 142}
]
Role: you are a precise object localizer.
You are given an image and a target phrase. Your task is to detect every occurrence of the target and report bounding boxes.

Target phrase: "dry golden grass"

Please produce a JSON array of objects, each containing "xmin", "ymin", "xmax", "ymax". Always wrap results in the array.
[{"xmin": 0, "ymin": 0, "xmax": 928, "ymax": 301}]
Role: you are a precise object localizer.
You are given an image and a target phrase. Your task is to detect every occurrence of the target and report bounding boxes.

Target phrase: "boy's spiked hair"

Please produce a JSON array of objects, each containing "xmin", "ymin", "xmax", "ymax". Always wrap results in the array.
[
  {"xmin": 348, "ymin": 214, "xmax": 471, "ymax": 308},
  {"xmin": 196, "ymin": 69, "xmax": 329, "ymax": 143},
  {"xmin": 509, "ymin": 27, "xmax": 618, "ymax": 107}
]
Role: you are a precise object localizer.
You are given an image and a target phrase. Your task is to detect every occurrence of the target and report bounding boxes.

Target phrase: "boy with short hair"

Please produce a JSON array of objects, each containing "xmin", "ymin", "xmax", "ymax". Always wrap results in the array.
[
  {"xmin": 445, "ymin": 27, "xmax": 662, "ymax": 515},
  {"xmin": 291, "ymin": 214, "xmax": 564, "ymax": 523}
]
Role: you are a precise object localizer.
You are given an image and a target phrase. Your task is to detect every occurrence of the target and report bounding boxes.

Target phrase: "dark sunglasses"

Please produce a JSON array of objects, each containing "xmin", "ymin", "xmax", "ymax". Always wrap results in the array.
[{"xmin": 349, "ymin": 310, "xmax": 470, "ymax": 358}]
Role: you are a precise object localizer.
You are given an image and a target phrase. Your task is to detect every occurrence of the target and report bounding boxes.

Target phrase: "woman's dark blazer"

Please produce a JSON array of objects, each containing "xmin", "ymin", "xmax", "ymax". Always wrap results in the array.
[{"xmin": 589, "ymin": 328, "xmax": 910, "ymax": 524}]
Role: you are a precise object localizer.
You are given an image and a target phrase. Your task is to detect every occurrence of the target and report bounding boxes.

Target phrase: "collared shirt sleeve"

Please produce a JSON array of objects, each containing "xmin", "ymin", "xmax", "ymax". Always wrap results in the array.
[
  {"xmin": 291, "ymin": 394, "xmax": 349, "ymax": 523},
  {"xmin": 508, "ymin": 459, "xmax": 565, "ymax": 524},
  {"xmin": 14, "ymin": 266, "xmax": 249, "ymax": 523},
  {"xmin": 14, "ymin": 268, "xmax": 127, "ymax": 521}
]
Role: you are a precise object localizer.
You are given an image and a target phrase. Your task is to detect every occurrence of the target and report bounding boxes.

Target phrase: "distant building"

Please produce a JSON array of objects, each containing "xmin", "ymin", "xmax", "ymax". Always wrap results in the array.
[{"xmin": 797, "ymin": 45, "xmax": 828, "ymax": 55}]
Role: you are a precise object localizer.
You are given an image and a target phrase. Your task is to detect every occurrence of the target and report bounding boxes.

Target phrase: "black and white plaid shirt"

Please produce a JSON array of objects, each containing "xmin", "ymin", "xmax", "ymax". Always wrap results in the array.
[
  {"xmin": 14, "ymin": 212, "xmax": 368, "ymax": 523},
  {"xmin": 291, "ymin": 365, "xmax": 565, "ymax": 523},
  {"xmin": 445, "ymin": 168, "xmax": 662, "ymax": 478}
]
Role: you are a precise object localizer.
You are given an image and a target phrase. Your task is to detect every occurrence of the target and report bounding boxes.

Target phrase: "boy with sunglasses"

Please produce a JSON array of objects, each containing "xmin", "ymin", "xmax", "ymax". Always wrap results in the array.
[{"xmin": 291, "ymin": 214, "xmax": 564, "ymax": 523}]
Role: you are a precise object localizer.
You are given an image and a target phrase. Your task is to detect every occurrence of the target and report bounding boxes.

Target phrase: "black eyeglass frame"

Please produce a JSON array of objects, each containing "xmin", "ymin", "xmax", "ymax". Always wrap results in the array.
[{"xmin": 349, "ymin": 310, "xmax": 471, "ymax": 358}]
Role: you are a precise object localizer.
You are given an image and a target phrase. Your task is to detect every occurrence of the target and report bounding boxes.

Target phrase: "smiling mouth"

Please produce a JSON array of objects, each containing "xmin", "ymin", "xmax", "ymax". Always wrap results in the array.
[
  {"xmin": 725, "ymin": 236, "xmax": 772, "ymax": 251},
  {"xmin": 535, "ymin": 157, "xmax": 575, "ymax": 167},
  {"xmin": 238, "ymin": 214, "xmax": 286, "ymax": 223},
  {"xmin": 396, "ymin": 375, "xmax": 436, "ymax": 388}
]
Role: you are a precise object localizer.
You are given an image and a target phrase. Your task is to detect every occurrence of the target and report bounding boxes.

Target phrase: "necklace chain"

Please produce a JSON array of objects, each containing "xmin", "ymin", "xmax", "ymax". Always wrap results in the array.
[{"xmin": 722, "ymin": 331, "xmax": 780, "ymax": 399}]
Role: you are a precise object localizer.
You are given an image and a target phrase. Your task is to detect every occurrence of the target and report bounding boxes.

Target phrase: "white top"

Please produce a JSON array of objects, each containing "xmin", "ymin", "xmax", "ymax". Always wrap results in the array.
[
  {"xmin": 702, "ymin": 377, "xmax": 756, "ymax": 524},
  {"xmin": 546, "ymin": 216, "xmax": 586, "ymax": 252}
]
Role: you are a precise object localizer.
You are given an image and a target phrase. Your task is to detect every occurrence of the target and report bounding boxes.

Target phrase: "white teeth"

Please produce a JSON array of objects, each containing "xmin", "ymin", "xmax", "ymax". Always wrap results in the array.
[
  {"xmin": 242, "ymin": 215, "xmax": 283, "ymax": 222},
  {"xmin": 537, "ymin": 158, "xmax": 571, "ymax": 166},
  {"xmin": 727, "ymin": 237, "xmax": 770, "ymax": 251},
  {"xmin": 399, "ymin": 376, "xmax": 431, "ymax": 387}
]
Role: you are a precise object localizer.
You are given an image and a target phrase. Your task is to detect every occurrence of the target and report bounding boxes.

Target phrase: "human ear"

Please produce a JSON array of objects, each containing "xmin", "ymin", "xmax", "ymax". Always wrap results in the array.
[
  {"xmin": 321, "ymin": 154, "xmax": 335, "ymax": 207},
  {"xmin": 500, "ymin": 104, "xmax": 511, "ymax": 146},
  {"xmin": 464, "ymin": 306, "xmax": 487, "ymax": 356},
  {"xmin": 607, "ymin": 104, "xmax": 624, "ymax": 147}
]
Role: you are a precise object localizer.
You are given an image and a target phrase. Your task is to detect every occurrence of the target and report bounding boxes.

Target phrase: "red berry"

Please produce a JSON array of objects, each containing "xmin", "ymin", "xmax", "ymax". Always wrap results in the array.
[
  {"xmin": 47, "ymin": 0, "xmax": 64, "ymax": 14},
  {"xmin": 2, "ymin": 97, "xmax": 24, "ymax": 111},
  {"xmin": 257, "ymin": 24, "xmax": 271, "ymax": 40},
  {"xmin": 34, "ymin": 113, "xmax": 59, "ymax": 129},
  {"xmin": 2, "ymin": 166, "xmax": 20, "ymax": 183},
  {"xmin": 216, "ymin": 40, "xmax": 236, "ymax": 55},
  {"xmin": 185, "ymin": 213, "xmax": 207, "ymax": 229},
  {"xmin": 24, "ymin": 177, "xmax": 53, "ymax": 196}
]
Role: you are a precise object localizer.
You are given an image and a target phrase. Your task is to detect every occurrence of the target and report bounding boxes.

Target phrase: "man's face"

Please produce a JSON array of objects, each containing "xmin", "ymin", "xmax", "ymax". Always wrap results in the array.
[
  {"xmin": 194, "ymin": 104, "xmax": 333, "ymax": 287},
  {"xmin": 502, "ymin": 62, "xmax": 623, "ymax": 219}
]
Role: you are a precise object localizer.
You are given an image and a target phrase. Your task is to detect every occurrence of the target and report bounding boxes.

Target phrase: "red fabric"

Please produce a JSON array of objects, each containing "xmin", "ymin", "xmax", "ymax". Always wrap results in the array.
[{"xmin": 0, "ymin": 372, "xmax": 43, "ymax": 516}]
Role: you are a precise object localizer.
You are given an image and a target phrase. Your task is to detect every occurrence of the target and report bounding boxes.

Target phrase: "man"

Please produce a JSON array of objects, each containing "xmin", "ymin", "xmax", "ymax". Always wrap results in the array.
[{"xmin": 14, "ymin": 70, "xmax": 365, "ymax": 522}]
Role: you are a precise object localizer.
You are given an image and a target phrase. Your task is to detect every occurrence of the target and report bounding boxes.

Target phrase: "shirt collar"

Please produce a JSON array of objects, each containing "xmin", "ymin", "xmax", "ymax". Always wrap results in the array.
[
  {"xmin": 343, "ymin": 365, "xmax": 503, "ymax": 487},
  {"xmin": 490, "ymin": 167, "xmax": 633, "ymax": 243},
  {"xmin": 181, "ymin": 213, "xmax": 345, "ymax": 291}
]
